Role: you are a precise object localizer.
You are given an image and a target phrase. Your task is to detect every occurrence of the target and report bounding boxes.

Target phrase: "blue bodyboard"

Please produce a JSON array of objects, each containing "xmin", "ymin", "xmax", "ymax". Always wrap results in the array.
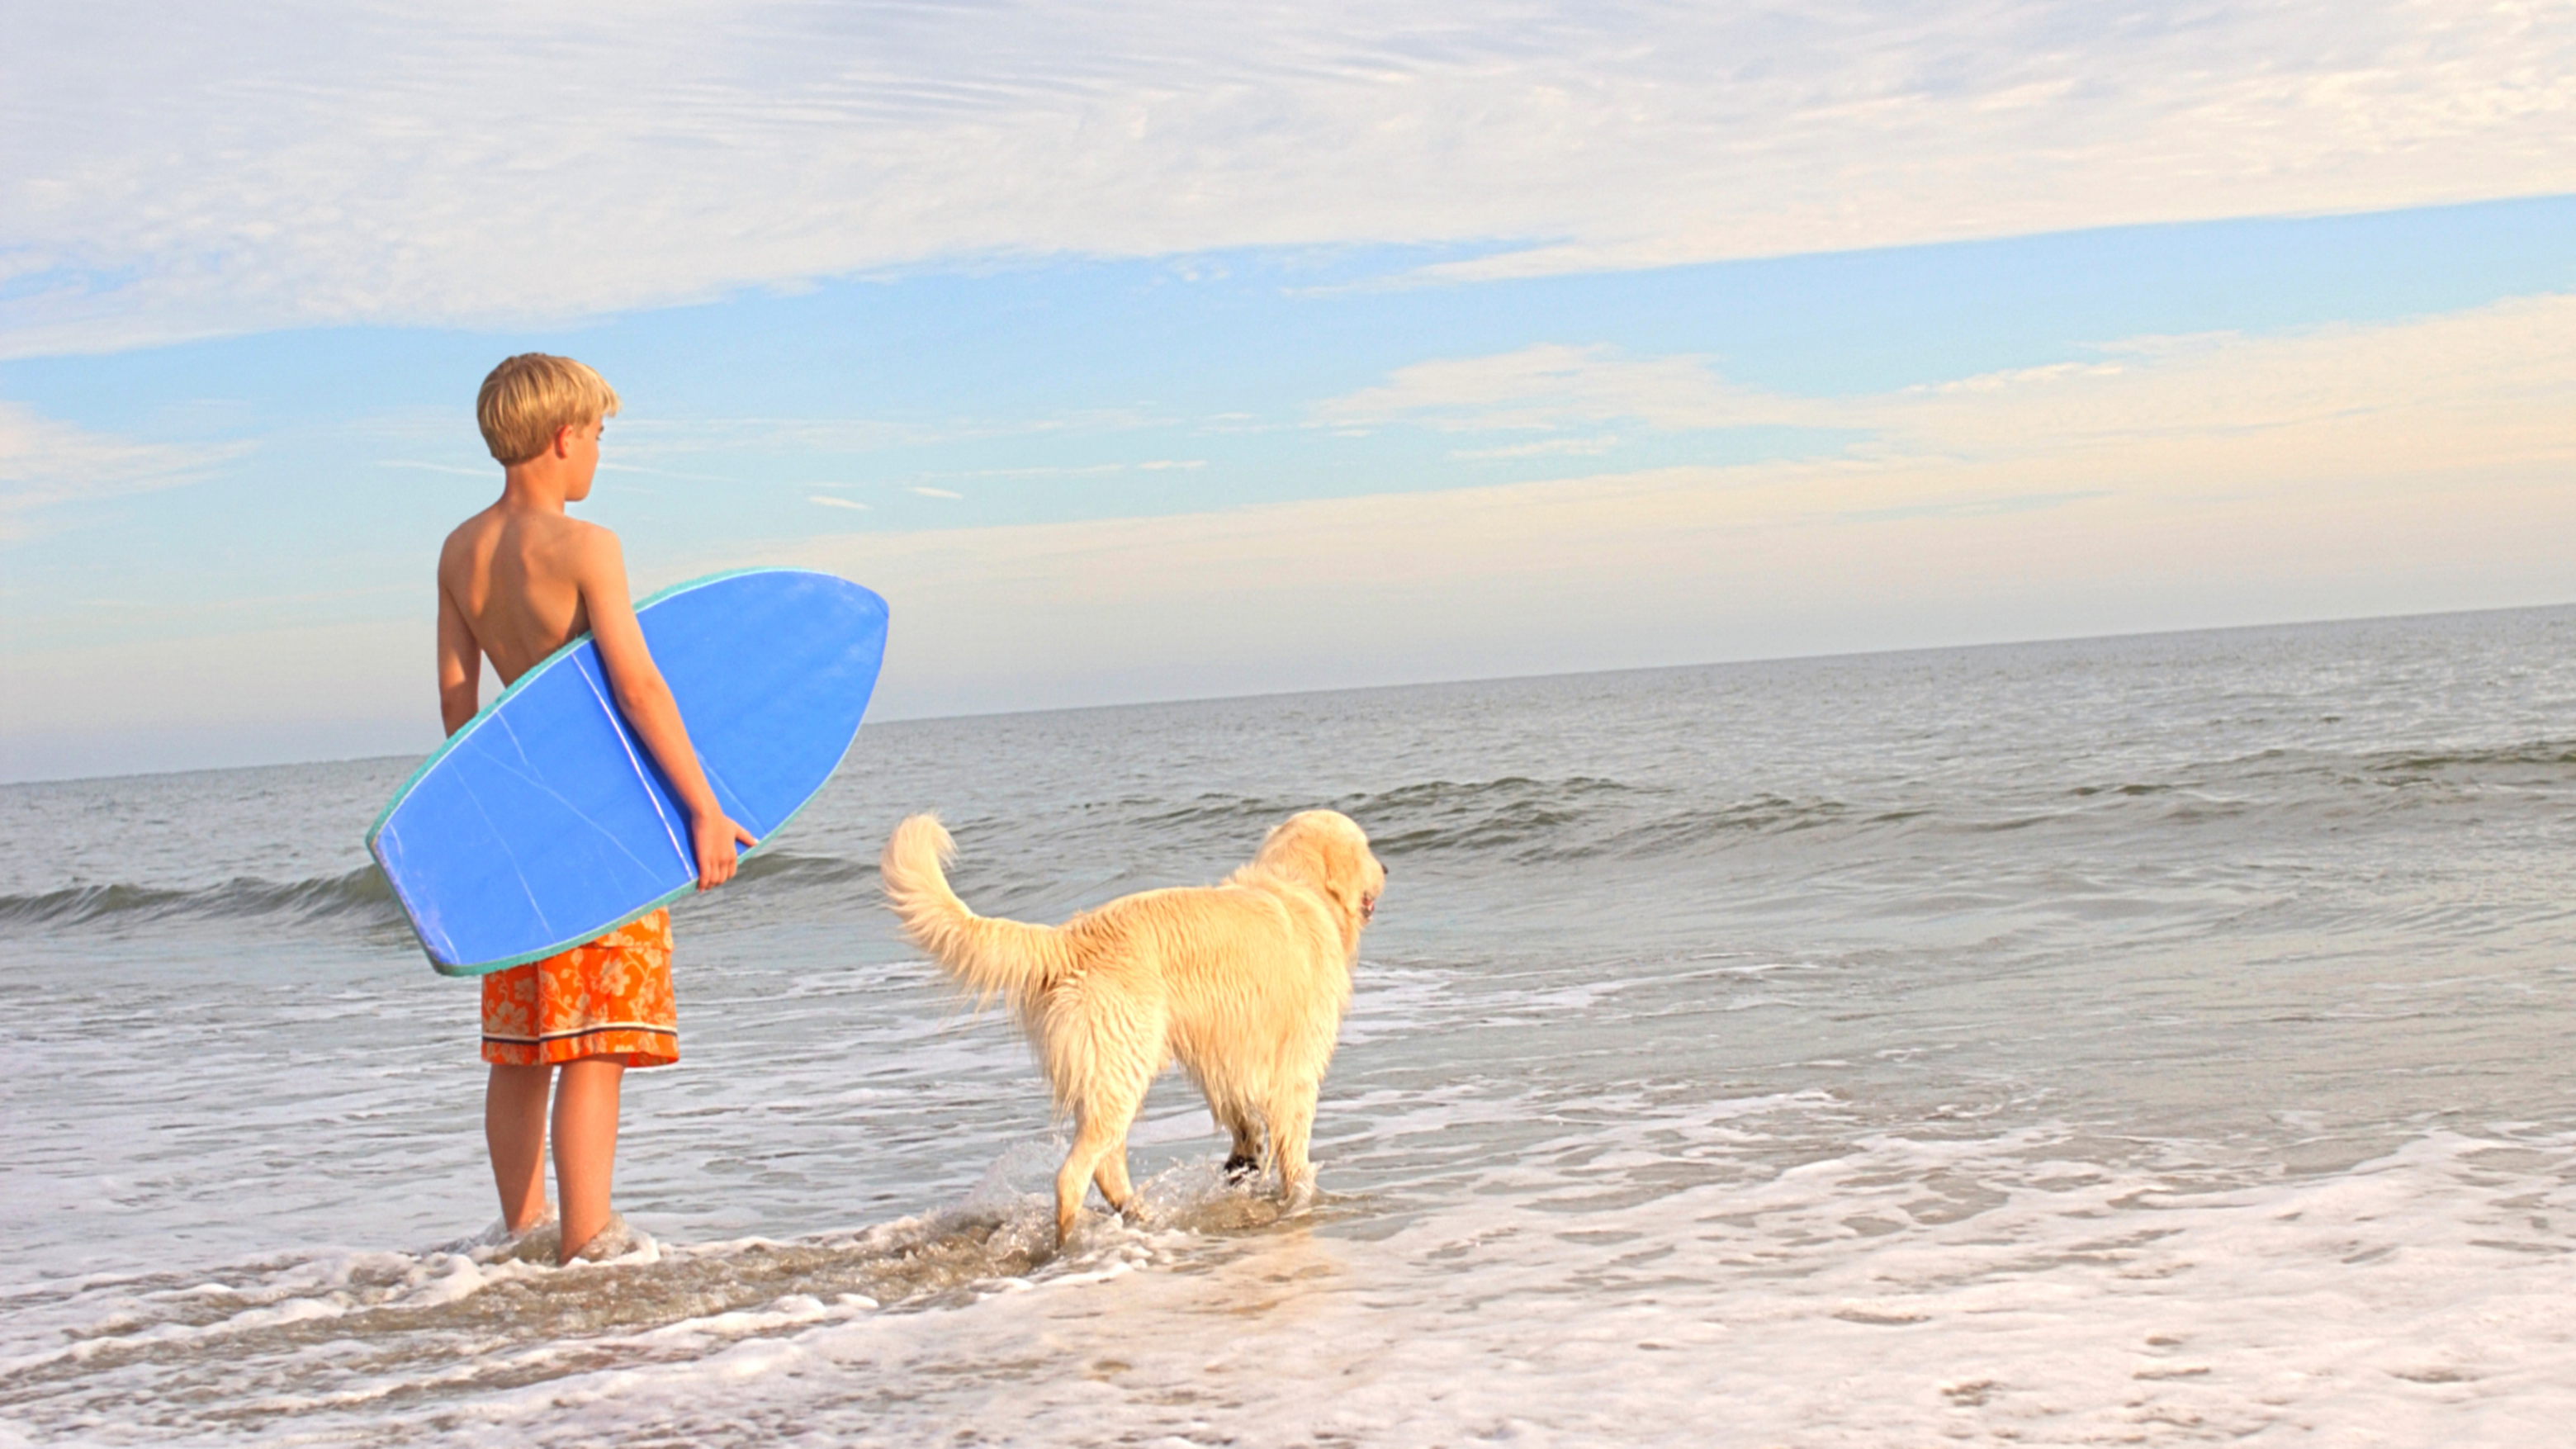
[{"xmin": 367, "ymin": 568, "xmax": 887, "ymax": 976}]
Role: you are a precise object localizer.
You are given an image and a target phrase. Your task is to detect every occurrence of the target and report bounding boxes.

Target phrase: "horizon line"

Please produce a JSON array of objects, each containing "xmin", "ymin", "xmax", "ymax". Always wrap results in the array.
[{"xmin": 10, "ymin": 595, "xmax": 2569, "ymax": 788}]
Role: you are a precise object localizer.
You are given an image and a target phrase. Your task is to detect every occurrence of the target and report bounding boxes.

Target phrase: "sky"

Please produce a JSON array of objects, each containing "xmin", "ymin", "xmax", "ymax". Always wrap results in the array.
[{"xmin": 2, "ymin": 1, "xmax": 2572, "ymax": 781}]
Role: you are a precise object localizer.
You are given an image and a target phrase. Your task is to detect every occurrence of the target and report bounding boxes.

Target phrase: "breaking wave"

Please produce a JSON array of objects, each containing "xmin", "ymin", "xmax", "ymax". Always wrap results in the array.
[
  {"xmin": 21, "ymin": 733, "xmax": 2576, "ymax": 939},
  {"xmin": 0, "ymin": 850, "xmax": 879, "ymax": 938},
  {"xmin": 0, "ymin": 865, "xmax": 399, "ymax": 930}
]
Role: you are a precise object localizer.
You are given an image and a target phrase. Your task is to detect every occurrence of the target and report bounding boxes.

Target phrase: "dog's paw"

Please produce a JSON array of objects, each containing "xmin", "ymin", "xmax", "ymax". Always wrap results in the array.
[{"xmin": 1223, "ymin": 1152, "xmax": 1261, "ymax": 1185}]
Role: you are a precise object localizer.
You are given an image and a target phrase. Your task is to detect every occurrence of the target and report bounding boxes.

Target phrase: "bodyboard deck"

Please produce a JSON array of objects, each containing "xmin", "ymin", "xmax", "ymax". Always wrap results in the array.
[{"xmin": 367, "ymin": 568, "xmax": 888, "ymax": 975}]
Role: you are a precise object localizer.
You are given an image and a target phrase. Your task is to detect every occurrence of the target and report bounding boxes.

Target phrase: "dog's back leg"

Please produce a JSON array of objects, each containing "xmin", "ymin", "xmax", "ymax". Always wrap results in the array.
[
  {"xmin": 1054, "ymin": 1115, "xmax": 1120, "ymax": 1248},
  {"xmin": 1054, "ymin": 1063, "xmax": 1153, "ymax": 1247},
  {"xmin": 1090, "ymin": 1129, "xmax": 1137, "ymax": 1221}
]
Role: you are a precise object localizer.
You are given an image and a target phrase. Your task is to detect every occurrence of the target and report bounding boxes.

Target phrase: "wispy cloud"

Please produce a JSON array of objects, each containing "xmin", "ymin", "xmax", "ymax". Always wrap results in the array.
[
  {"xmin": 602, "ymin": 418, "xmax": 943, "ymax": 457},
  {"xmin": 1316, "ymin": 344, "xmax": 1833, "ymax": 434},
  {"xmin": 920, "ymin": 465, "xmax": 1125, "ymax": 481},
  {"xmin": 908, "ymin": 459, "xmax": 1210, "ymax": 481},
  {"xmin": 374, "ymin": 458, "xmax": 489, "ymax": 478},
  {"xmin": 1451, "ymin": 436, "xmax": 1620, "ymax": 461},
  {"xmin": 1314, "ymin": 296, "xmax": 2576, "ymax": 469},
  {"xmin": 2, "ymin": 404, "xmax": 244, "ymax": 539},
  {"xmin": 584, "ymin": 411, "xmax": 1174, "ymax": 462},
  {"xmin": 8, "ymin": 2, "xmax": 2571, "ymax": 354},
  {"xmin": 758, "ymin": 295, "xmax": 2576, "ymax": 717},
  {"xmin": 1835, "ymin": 490, "xmax": 2112, "ymax": 525},
  {"xmin": 911, "ymin": 485, "xmax": 964, "ymax": 500},
  {"xmin": 599, "ymin": 461, "xmax": 738, "ymax": 482},
  {"xmin": 808, "ymin": 495, "xmax": 870, "ymax": 510}
]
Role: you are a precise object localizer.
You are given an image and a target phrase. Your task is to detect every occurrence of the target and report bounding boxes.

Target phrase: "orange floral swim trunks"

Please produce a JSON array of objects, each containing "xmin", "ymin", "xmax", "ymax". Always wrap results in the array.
[{"xmin": 480, "ymin": 909, "xmax": 678, "ymax": 1068}]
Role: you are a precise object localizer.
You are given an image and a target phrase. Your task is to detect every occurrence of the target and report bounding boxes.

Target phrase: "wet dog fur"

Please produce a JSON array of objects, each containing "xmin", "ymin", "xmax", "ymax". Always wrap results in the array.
[{"xmin": 879, "ymin": 810, "xmax": 1385, "ymax": 1246}]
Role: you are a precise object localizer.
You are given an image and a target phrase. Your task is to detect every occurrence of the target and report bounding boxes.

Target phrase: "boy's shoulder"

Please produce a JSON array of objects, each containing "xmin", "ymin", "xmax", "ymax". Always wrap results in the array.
[{"xmin": 439, "ymin": 506, "xmax": 623, "ymax": 577}]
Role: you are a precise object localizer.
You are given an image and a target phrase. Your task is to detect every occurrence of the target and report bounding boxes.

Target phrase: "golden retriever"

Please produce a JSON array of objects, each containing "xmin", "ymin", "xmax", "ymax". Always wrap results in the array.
[{"xmin": 879, "ymin": 809, "xmax": 1385, "ymax": 1245}]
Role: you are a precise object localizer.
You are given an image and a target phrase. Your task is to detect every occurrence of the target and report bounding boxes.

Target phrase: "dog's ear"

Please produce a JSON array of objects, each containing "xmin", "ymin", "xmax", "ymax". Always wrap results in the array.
[
  {"xmin": 1262, "ymin": 814, "xmax": 1380, "ymax": 922},
  {"xmin": 1257, "ymin": 813, "xmax": 1363, "ymax": 915},
  {"xmin": 1316, "ymin": 835, "xmax": 1361, "ymax": 916},
  {"xmin": 1257, "ymin": 816, "xmax": 1327, "ymax": 886}
]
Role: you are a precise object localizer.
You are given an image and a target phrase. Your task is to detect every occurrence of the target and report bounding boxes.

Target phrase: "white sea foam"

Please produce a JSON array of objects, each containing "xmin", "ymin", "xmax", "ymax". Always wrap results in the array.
[
  {"xmin": 165, "ymin": 1125, "xmax": 2559, "ymax": 1447},
  {"xmin": 7, "ymin": 1115, "xmax": 2570, "ymax": 1446}
]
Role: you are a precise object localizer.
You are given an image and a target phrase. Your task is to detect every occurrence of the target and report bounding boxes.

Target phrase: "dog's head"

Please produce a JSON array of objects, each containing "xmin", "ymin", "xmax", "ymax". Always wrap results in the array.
[{"xmin": 1253, "ymin": 809, "xmax": 1386, "ymax": 940}]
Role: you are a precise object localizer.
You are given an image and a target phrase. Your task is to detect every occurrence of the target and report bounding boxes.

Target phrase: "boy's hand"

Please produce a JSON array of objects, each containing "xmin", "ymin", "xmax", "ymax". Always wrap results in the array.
[{"xmin": 691, "ymin": 811, "xmax": 760, "ymax": 890}]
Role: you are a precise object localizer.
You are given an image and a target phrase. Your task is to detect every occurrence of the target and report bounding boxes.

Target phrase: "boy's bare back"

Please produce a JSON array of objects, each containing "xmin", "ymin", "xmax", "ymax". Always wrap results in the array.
[{"xmin": 438, "ymin": 484, "xmax": 621, "ymax": 685}]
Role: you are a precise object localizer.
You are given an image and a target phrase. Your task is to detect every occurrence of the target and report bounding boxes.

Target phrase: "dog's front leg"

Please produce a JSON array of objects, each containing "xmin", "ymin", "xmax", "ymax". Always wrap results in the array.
[
  {"xmin": 1219, "ymin": 1109, "xmax": 1264, "ymax": 1184},
  {"xmin": 1269, "ymin": 1088, "xmax": 1319, "ymax": 1212}
]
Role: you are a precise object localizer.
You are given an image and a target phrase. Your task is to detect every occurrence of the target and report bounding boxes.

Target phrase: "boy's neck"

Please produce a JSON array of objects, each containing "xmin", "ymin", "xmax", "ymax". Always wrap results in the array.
[
  {"xmin": 495, "ymin": 419, "xmax": 599, "ymax": 513},
  {"xmin": 498, "ymin": 466, "xmax": 574, "ymax": 514}
]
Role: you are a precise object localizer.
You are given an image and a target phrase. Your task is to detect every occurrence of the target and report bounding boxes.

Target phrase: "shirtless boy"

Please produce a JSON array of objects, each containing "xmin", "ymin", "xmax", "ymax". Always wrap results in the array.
[{"xmin": 437, "ymin": 353, "xmax": 753, "ymax": 1263}]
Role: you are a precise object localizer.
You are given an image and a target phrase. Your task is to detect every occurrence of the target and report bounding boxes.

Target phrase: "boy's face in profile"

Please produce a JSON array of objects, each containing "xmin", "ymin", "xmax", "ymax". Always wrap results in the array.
[{"xmin": 561, "ymin": 419, "xmax": 603, "ymax": 503}]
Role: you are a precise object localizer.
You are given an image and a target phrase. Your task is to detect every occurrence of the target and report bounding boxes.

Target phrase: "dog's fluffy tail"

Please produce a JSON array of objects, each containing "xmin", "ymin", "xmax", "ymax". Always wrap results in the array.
[{"xmin": 879, "ymin": 813, "xmax": 1077, "ymax": 1009}]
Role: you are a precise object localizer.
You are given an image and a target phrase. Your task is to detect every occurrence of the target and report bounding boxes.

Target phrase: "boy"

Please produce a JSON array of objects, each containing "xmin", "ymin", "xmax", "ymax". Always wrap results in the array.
[{"xmin": 436, "ymin": 353, "xmax": 754, "ymax": 1264}]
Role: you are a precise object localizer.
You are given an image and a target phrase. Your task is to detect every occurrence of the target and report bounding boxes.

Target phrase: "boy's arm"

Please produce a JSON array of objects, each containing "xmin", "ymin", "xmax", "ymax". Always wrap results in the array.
[
  {"xmin": 574, "ymin": 528, "xmax": 757, "ymax": 889},
  {"xmin": 436, "ymin": 576, "xmax": 481, "ymax": 737}
]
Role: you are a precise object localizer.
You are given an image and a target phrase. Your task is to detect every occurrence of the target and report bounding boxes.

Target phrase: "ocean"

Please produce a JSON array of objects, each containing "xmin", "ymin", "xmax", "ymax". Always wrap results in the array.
[{"xmin": 7, "ymin": 607, "xmax": 2576, "ymax": 1447}]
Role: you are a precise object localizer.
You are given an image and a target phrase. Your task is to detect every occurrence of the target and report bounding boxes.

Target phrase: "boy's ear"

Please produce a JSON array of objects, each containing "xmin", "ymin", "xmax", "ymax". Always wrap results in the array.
[{"xmin": 552, "ymin": 423, "xmax": 576, "ymax": 458}]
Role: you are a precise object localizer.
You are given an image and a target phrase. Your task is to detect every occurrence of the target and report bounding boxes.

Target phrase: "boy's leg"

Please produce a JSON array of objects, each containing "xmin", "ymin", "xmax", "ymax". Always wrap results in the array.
[
  {"xmin": 552, "ymin": 1058, "xmax": 626, "ymax": 1261},
  {"xmin": 485, "ymin": 1063, "xmax": 554, "ymax": 1234}
]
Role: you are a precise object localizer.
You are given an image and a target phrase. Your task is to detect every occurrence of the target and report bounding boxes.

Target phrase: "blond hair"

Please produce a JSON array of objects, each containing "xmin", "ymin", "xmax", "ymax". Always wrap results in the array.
[{"xmin": 476, "ymin": 353, "xmax": 622, "ymax": 465}]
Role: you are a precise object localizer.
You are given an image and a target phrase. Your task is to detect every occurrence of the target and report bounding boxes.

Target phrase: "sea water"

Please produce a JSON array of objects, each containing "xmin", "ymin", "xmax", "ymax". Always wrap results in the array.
[{"xmin": 7, "ymin": 608, "xmax": 2576, "ymax": 1446}]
